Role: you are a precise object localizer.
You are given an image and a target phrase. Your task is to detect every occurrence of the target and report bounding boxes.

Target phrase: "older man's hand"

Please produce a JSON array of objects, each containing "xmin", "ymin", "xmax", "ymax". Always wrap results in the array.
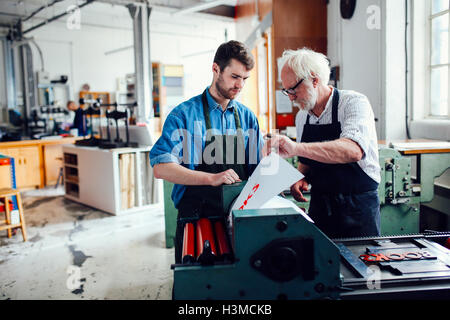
[
  {"xmin": 262, "ymin": 134, "xmax": 298, "ymax": 158},
  {"xmin": 290, "ymin": 179, "xmax": 309, "ymax": 202}
]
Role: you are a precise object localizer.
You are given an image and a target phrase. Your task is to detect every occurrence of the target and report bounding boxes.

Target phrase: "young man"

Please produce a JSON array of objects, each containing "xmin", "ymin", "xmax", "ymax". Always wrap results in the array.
[
  {"xmin": 150, "ymin": 40, "xmax": 263, "ymax": 262},
  {"xmin": 264, "ymin": 48, "xmax": 381, "ymax": 239}
]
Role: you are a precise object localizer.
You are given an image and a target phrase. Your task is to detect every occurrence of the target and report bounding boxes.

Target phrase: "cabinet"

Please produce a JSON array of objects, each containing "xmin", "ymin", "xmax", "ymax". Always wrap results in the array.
[
  {"xmin": 44, "ymin": 144, "xmax": 64, "ymax": 185},
  {"xmin": 16, "ymin": 147, "xmax": 40, "ymax": 188},
  {"xmin": 63, "ymin": 145, "xmax": 161, "ymax": 215},
  {"xmin": 0, "ymin": 138, "xmax": 79, "ymax": 190},
  {"xmin": 0, "ymin": 146, "xmax": 40, "ymax": 189},
  {"xmin": 0, "ymin": 165, "xmax": 12, "ymax": 189}
]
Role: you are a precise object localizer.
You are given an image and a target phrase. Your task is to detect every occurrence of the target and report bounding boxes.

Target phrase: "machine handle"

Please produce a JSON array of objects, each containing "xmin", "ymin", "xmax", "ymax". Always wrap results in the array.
[{"xmin": 196, "ymin": 218, "xmax": 217, "ymax": 265}]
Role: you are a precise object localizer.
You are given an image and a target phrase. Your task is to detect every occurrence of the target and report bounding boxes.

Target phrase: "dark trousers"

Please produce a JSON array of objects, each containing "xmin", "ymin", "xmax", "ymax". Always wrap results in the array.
[
  {"xmin": 308, "ymin": 189, "xmax": 380, "ymax": 239},
  {"xmin": 175, "ymin": 218, "xmax": 185, "ymax": 264}
]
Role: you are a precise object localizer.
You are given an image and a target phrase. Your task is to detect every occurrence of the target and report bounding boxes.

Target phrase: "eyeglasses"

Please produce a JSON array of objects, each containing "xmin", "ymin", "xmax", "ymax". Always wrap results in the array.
[{"xmin": 281, "ymin": 78, "xmax": 304, "ymax": 96}]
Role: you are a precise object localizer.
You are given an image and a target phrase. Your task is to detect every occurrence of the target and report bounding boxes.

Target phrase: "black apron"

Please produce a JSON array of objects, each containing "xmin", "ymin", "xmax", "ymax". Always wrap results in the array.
[
  {"xmin": 299, "ymin": 88, "xmax": 380, "ymax": 239},
  {"xmin": 174, "ymin": 90, "xmax": 249, "ymax": 263}
]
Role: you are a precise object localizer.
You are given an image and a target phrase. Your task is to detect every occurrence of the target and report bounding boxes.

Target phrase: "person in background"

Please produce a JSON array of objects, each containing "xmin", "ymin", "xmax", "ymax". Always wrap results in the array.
[{"xmin": 67, "ymin": 100, "xmax": 87, "ymax": 136}]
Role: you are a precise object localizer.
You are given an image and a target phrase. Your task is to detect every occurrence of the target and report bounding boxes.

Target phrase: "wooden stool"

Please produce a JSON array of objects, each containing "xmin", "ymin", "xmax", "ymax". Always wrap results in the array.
[{"xmin": 0, "ymin": 188, "xmax": 27, "ymax": 242}]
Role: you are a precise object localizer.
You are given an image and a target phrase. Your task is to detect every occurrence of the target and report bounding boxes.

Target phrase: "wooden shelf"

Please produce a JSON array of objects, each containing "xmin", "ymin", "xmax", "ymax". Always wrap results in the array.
[
  {"xmin": 65, "ymin": 181, "xmax": 79, "ymax": 198},
  {"xmin": 63, "ymin": 145, "xmax": 161, "ymax": 215},
  {"xmin": 64, "ymin": 165, "xmax": 79, "ymax": 183},
  {"xmin": 65, "ymin": 177, "xmax": 79, "ymax": 184},
  {"xmin": 63, "ymin": 163, "xmax": 78, "ymax": 169}
]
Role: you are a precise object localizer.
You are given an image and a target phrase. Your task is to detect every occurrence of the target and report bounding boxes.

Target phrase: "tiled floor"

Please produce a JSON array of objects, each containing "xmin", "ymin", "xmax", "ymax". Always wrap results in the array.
[{"xmin": 0, "ymin": 187, "xmax": 173, "ymax": 300}]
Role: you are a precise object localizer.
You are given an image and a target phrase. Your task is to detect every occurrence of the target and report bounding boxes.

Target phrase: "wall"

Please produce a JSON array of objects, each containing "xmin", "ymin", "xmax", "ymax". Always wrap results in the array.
[
  {"xmin": 384, "ymin": 0, "xmax": 408, "ymax": 141},
  {"xmin": 328, "ymin": 1, "xmax": 450, "ymax": 194},
  {"xmin": 12, "ymin": 2, "xmax": 235, "ymax": 110},
  {"xmin": 328, "ymin": 0, "xmax": 384, "ymax": 139},
  {"xmin": 327, "ymin": 0, "xmax": 408, "ymax": 141},
  {"xmin": 235, "ymin": 0, "xmax": 415, "ymax": 140}
]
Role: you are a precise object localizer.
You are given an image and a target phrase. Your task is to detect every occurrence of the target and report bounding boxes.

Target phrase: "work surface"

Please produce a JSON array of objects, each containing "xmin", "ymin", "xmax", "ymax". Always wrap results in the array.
[
  {"xmin": 0, "ymin": 137, "xmax": 80, "ymax": 147},
  {"xmin": 379, "ymin": 139, "xmax": 450, "ymax": 154}
]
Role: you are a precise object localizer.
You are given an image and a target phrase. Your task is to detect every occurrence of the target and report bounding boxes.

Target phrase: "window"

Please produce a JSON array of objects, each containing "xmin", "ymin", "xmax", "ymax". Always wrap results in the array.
[{"xmin": 430, "ymin": 0, "xmax": 449, "ymax": 117}]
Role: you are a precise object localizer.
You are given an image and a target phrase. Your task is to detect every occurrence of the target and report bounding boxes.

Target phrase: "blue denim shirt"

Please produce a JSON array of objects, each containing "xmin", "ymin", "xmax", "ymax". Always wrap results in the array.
[{"xmin": 150, "ymin": 87, "xmax": 263, "ymax": 208}]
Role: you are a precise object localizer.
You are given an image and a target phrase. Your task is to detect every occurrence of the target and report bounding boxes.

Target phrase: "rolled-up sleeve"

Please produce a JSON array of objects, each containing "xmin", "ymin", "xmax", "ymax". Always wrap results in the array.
[
  {"xmin": 149, "ymin": 112, "xmax": 186, "ymax": 167},
  {"xmin": 339, "ymin": 95, "xmax": 375, "ymax": 159}
]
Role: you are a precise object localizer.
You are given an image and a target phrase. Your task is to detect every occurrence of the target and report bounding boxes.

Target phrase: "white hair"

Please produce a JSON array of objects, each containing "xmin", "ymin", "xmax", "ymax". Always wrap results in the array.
[{"xmin": 280, "ymin": 48, "xmax": 331, "ymax": 86}]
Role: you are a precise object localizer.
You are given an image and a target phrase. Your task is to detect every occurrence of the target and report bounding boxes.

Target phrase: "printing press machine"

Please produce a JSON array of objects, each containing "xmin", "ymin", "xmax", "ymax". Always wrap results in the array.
[
  {"xmin": 377, "ymin": 144, "xmax": 450, "ymax": 235},
  {"xmin": 171, "ymin": 182, "xmax": 450, "ymax": 300}
]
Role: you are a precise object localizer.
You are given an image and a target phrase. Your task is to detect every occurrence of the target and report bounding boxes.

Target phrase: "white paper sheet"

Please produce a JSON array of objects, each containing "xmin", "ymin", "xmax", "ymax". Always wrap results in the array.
[
  {"xmin": 259, "ymin": 195, "xmax": 314, "ymax": 223},
  {"xmin": 231, "ymin": 153, "xmax": 304, "ymax": 211}
]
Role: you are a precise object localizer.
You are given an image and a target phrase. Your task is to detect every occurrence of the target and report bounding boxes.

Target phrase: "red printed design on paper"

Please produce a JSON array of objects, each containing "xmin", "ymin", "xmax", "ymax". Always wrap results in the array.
[{"xmin": 238, "ymin": 184, "xmax": 260, "ymax": 210}]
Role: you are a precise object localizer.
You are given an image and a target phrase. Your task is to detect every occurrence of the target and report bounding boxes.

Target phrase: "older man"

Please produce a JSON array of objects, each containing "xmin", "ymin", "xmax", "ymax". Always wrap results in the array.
[{"xmin": 264, "ymin": 48, "xmax": 381, "ymax": 239}]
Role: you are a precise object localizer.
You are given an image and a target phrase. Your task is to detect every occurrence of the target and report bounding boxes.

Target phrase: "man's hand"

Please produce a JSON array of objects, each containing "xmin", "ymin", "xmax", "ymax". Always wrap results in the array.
[
  {"xmin": 208, "ymin": 169, "xmax": 242, "ymax": 187},
  {"xmin": 154, "ymin": 163, "xmax": 242, "ymax": 186},
  {"xmin": 290, "ymin": 179, "xmax": 309, "ymax": 202},
  {"xmin": 263, "ymin": 134, "xmax": 298, "ymax": 158}
]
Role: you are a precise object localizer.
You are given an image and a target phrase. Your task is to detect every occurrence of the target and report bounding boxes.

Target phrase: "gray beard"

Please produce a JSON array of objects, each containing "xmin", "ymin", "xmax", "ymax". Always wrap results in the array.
[
  {"xmin": 294, "ymin": 86, "xmax": 317, "ymax": 112},
  {"xmin": 294, "ymin": 97, "xmax": 315, "ymax": 112},
  {"xmin": 294, "ymin": 101, "xmax": 313, "ymax": 112}
]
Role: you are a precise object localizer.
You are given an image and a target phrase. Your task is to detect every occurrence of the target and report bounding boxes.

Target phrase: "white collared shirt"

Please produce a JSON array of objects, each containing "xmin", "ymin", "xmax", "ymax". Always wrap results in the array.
[{"xmin": 295, "ymin": 88, "xmax": 381, "ymax": 184}]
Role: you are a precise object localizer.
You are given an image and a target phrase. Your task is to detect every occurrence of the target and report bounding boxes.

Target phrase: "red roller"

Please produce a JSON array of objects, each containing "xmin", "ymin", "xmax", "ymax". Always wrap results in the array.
[
  {"xmin": 182, "ymin": 222, "xmax": 195, "ymax": 264},
  {"xmin": 196, "ymin": 218, "xmax": 216, "ymax": 265},
  {"xmin": 214, "ymin": 220, "xmax": 232, "ymax": 261}
]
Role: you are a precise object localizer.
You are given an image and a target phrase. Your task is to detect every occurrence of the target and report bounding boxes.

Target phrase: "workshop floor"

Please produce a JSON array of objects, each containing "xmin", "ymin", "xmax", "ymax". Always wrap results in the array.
[{"xmin": 0, "ymin": 187, "xmax": 173, "ymax": 300}]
